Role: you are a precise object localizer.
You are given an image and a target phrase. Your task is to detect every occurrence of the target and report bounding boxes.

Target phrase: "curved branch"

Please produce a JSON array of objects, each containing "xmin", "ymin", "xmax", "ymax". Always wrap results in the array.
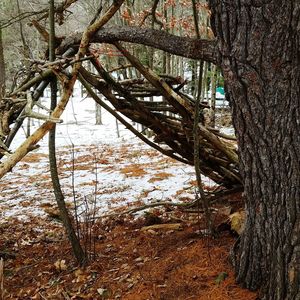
[{"xmin": 58, "ymin": 26, "xmax": 218, "ymax": 64}]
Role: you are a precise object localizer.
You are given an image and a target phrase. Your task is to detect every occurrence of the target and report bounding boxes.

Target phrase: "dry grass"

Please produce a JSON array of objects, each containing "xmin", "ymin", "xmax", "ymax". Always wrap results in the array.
[
  {"xmin": 120, "ymin": 164, "xmax": 148, "ymax": 177},
  {"xmin": 21, "ymin": 153, "xmax": 48, "ymax": 163},
  {"xmin": 148, "ymin": 172, "xmax": 174, "ymax": 183}
]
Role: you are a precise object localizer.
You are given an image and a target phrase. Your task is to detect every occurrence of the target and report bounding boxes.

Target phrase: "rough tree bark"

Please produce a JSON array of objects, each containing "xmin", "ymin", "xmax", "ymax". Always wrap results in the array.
[{"xmin": 209, "ymin": 1, "xmax": 300, "ymax": 299}]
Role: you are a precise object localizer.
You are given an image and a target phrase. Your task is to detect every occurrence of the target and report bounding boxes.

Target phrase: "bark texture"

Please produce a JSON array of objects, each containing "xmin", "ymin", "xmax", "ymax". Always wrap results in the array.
[{"xmin": 209, "ymin": 1, "xmax": 300, "ymax": 299}]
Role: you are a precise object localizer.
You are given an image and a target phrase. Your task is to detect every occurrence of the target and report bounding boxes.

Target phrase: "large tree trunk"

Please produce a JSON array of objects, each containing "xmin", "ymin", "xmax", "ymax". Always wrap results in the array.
[{"xmin": 209, "ymin": 1, "xmax": 300, "ymax": 299}]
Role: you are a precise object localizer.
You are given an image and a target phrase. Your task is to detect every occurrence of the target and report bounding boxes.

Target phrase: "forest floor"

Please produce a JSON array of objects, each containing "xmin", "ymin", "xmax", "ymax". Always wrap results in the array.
[
  {"xmin": 1, "ymin": 143, "xmax": 257, "ymax": 300},
  {"xmin": 1, "ymin": 202, "xmax": 257, "ymax": 300}
]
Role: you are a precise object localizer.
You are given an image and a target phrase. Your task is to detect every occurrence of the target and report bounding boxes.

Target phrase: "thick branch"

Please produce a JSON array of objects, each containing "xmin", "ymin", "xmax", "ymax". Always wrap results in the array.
[{"xmin": 58, "ymin": 26, "xmax": 218, "ymax": 64}]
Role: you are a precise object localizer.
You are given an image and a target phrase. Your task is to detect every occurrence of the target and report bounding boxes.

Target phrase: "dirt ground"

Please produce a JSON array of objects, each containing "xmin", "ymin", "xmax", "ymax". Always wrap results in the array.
[{"xmin": 1, "ymin": 199, "xmax": 258, "ymax": 300}]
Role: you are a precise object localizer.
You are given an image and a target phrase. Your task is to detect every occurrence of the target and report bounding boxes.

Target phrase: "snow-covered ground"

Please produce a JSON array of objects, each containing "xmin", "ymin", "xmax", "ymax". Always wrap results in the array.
[{"xmin": 0, "ymin": 83, "xmax": 216, "ymax": 223}]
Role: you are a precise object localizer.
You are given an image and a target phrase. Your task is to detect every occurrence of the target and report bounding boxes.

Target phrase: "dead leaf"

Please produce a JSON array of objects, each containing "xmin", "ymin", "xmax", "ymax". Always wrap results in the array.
[
  {"xmin": 44, "ymin": 207, "xmax": 61, "ymax": 219},
  {"xmin": 74, "ymin": 269, "xmax": 87, "ymax": 283},
  {"xmin": 120, "ymin": 164, "xmax": 147, "ymax": 177},
  {"xmin": 97, "ymin": 288, "xmax": 109, "ymax": 298},
  {"xmin": 229, "ymin": 211, "xmax": 246, "ymax": 235},
  {"xmin": 54, "ymin": 259, "xmax": 67, "ymax": 271},
  {"xmin": 218, "ymin": 206, "xmax": 232, "ymax": 216}
]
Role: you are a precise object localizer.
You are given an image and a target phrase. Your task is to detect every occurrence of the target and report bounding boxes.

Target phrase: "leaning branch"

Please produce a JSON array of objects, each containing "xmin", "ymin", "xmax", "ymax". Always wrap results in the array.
[
  {"xmin": 114, "ymin": 42, "xmax": 194, "ymax": 120},
  {"xmin": 96, "ymin": 201, "xmax": 190, "ymax": 219},
  {"xmin": 78, "ymin": 72, "xmax": 190, "ymax": 165},
  {"xmin": 58, "ymin": 26, "xmax": 218, "ymax": 64}
]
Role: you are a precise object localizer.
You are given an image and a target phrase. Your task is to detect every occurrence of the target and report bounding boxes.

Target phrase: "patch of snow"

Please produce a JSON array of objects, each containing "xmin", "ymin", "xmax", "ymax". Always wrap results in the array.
[{"xmin": 1, "ymin": 89, "xmax": 217, "ymax": 223}]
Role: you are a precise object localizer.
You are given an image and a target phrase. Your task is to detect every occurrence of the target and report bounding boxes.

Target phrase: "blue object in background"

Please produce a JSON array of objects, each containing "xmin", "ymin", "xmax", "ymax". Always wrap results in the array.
[{"xmin": 216, "ymin": 86, "xmax": 225, "ymax": 96}]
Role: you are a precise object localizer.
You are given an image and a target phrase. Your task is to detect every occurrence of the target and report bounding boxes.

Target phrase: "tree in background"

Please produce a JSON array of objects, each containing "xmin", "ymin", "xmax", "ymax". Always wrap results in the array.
[{"xmin": 0, "ymin": 27, "xmax": 5, "ymax": 95}]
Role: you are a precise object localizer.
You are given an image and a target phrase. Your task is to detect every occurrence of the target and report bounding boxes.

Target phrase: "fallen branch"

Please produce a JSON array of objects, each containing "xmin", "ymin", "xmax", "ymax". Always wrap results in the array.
[
  {"xmin": 24, "ymin": 91, "xmax": 62, "ymax": 123},
  {"xmin": 188, "ymin": 186, "xmax": 244, "ymax": 207},
  {"xmin": 199, "ymin": 124, "xmax": 239, "ymax": 165},
  {"xmin": 96, "ymin": 201, "xmax": 191, "ymax": 219},
  {"xmin": 115, "ymin": 42, "xmax": 194, "ymax": 118},
  {"xmin": 207, "ymin": 127, "xmax": 236, "ymax": 141},
  {"xmin": 141, "ymin": 223, "xmax": 183, "ymax": 231},
  {"xmin": 94, "ymin": 188, "xmax": 242, "ymax": 220}
]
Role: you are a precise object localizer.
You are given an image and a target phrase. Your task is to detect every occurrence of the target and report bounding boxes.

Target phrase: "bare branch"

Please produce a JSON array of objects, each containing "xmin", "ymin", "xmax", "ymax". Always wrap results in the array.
[
  {"xmin": 95, "ymin": 201, "xmax": 191, "ymax": 219},
  {"xmin": 78, "ymin": 72, "xmax": 190, "ymax": 165},
  {"xmin": 0, "ymin": 0, "xmax": 79, "ymax": 29},
  {"xmin": 58, "ymin": 26, "xmax": 218, "ymax": 64},
  {"xmin": 24, "ymin": 91, "xmax": 62, "ymax": 123}
]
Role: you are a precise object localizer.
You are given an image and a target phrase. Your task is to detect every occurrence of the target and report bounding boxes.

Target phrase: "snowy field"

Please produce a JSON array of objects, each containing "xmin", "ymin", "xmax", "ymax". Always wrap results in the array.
[{"xmin": 0, "ymin": 83, "xmax": 216, "ymax": 223}]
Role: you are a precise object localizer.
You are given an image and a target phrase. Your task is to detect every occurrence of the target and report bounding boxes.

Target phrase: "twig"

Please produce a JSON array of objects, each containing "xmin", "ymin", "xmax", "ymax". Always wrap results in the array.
[
  {"xmin": 92, "ymin": 154, "xmax": 98, "ymax": 260},
  {"xmin": 108, "ymin": 64, "xmax": 132, "ymax": 73},
  {"xmin": 139, "ymin": 0, "xmax": 163, "ymax": 27},
  {"xmin": 88, "ymin": 4, "xmax": 103, "ymax": 26},
  {"xmin": 187, "ymin": 186, "xmax": 244, "ymax": 207},
  {"xmin": 71, "ymin": 143, "xmax": 80, "ymax": 238},
  {"xmin": 24, "ymin": 91, "xmax": 62, "ymax": 123},
  {"xmin": 0, "ymin": 0, "xmax": 79, "ymax": 29},
  {"xmin": 39, "ymin": 292, "xmax": 49, "ymax": 300},
  {"xmin": 192, "ymin": 0, "xmax": 201, "ymax": 38},
  {"xmin": 151, "ymin": 0, "xmax": 163, "ymax": 27},
  {"xmin": 37, "ymin": 55, "xmax": 94, "ymax": 68},
  {"xmin": 193, "ymin": 86, "xmax": 213, "ymax": 228}
]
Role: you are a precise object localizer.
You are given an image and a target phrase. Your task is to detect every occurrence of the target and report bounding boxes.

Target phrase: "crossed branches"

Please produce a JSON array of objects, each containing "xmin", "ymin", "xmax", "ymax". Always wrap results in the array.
[{"xmin": 0, "ymin": 0, "xmax": 241, "ymax": 191}]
